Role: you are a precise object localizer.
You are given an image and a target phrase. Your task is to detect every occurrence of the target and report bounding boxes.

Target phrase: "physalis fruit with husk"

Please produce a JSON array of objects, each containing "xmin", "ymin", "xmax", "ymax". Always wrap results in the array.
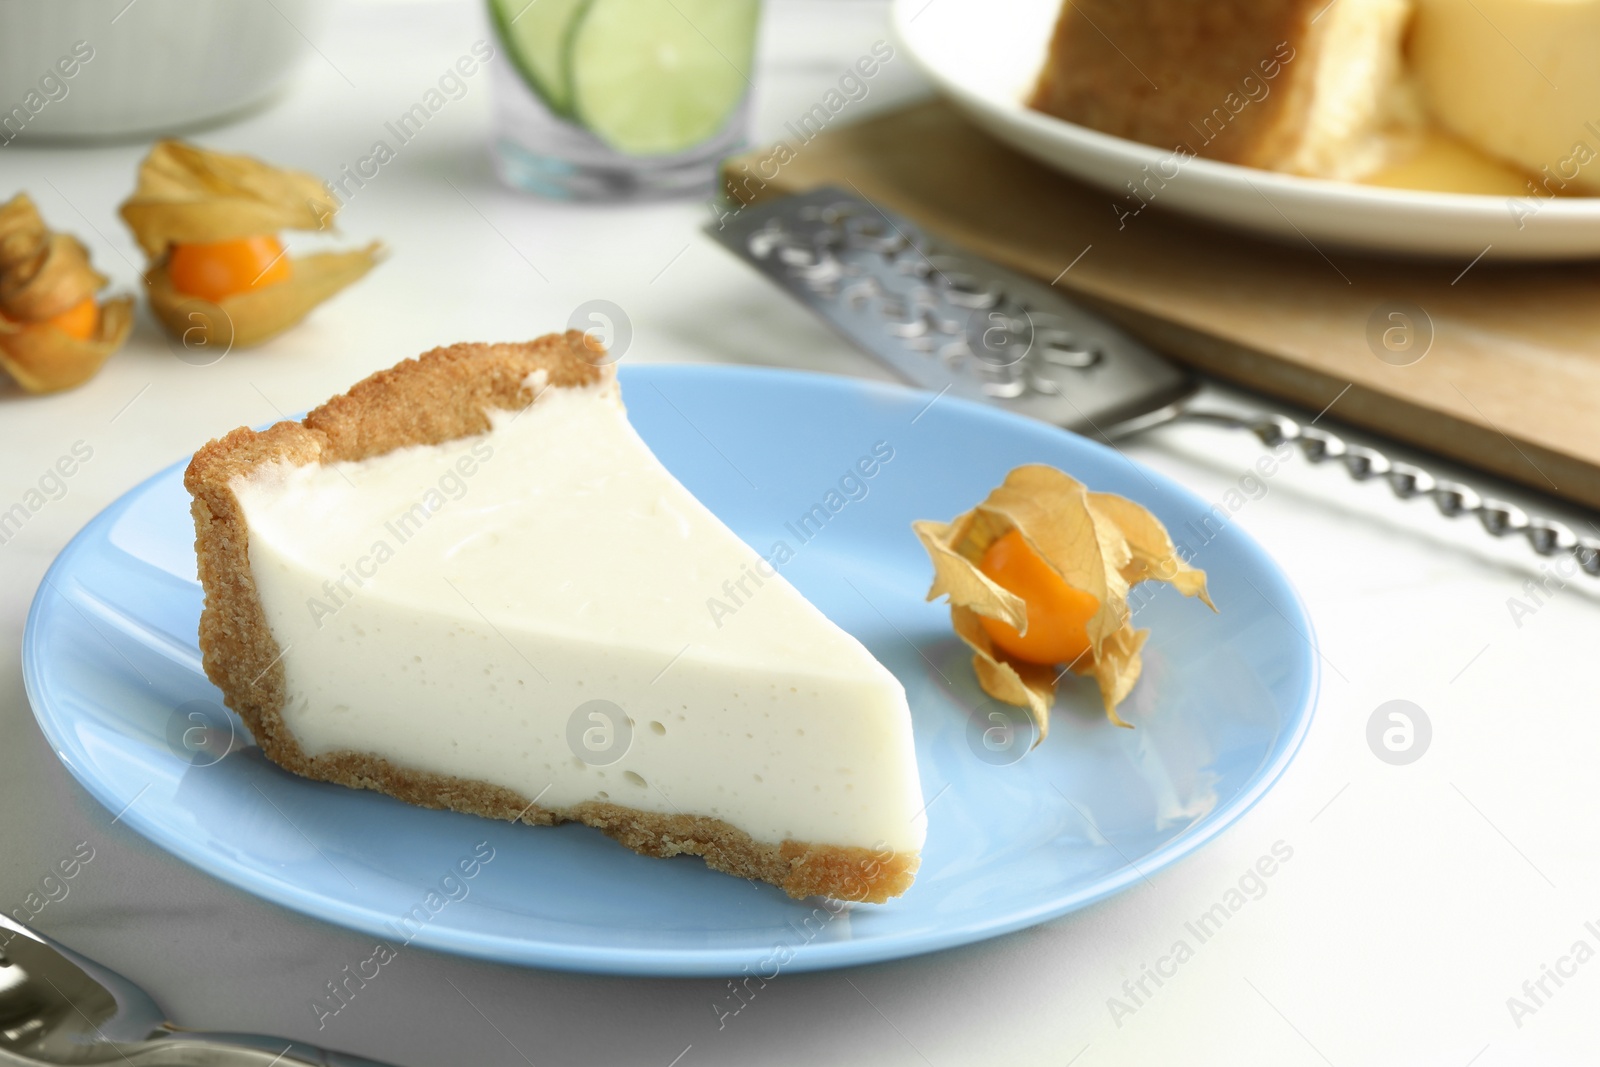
[
  {"xmin": 913, "ymin": 465, "xmax": 1214, "ymax": 738},
  {"xmin": 119, "ymin": 140, "xmax": 382, "ymax": 349},
  {"xmin": 0, "ymin": 193, "xmax": 134, "ymax": 394}
]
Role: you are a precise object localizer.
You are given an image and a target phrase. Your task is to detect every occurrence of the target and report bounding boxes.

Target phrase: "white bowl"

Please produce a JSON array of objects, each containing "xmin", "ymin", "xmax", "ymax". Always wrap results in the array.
[{"xmin": 0, "ymin": 0, "xmax": 327, "ymax": 141}]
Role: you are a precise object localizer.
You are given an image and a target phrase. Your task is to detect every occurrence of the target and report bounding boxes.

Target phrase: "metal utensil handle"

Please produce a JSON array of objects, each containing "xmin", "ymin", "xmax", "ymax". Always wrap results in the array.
[
  {"xmin": 1185, "ymin": 409, "xmax": 1600, "ymax": 576},
  {"xmin": 114, "ymin": 1033, "xmax": 397, "ymax": 1066}
]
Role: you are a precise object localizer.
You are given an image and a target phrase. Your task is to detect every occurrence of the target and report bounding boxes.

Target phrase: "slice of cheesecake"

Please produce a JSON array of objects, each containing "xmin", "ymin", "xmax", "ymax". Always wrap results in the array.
[
  {"xmin": 1029, "ymin": 0, "xmax": 1421, "ymax": 181},
  {"xmin": 186, "ymin": 334, "xmax": 925, "ymax": 902}
]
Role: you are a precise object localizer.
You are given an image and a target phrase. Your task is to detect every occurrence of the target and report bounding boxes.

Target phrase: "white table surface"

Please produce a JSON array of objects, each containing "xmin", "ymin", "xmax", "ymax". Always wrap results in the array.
[{"xmin": 4, "ymin": 2, "xmax": 1598, "ymax": 1064}]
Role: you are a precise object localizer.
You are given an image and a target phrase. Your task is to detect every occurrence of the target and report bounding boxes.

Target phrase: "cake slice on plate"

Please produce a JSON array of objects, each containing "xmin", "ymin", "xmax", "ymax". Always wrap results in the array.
[
  {"xmin": 185, "ymin": 334, "xmax": 925, "ymax": 902},
  {"xmin": 1029, "ymin": 0, "xmax": 1420, "ymax": 180}
]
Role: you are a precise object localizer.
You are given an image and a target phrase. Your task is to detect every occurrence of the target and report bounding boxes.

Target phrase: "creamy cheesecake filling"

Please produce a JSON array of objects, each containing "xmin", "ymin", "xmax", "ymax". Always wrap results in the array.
[
  {"xmin": 231, "ymin": 379, "xmax": 926, "ymax": 854},
  {"xmin": 1412, "ymin": 0, "xmax": 1600, "ymax": 194}
]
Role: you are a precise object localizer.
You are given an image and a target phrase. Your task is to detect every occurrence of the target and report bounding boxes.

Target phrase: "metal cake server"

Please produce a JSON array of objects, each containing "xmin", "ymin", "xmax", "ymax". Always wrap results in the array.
[{"xmin": 0, "ymin": 913, "xmax": 397, "ymax": 1066}]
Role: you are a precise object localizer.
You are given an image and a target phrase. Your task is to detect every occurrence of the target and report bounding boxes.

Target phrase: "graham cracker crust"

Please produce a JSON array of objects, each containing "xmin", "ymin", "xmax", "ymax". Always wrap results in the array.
[
  {"xmin": 1029, "ymin": 0, "xmax": 1322, "ymax": 169},
  {"xmin": 184, "ymin": 334, "xmax": 918, "ymax": 904}
]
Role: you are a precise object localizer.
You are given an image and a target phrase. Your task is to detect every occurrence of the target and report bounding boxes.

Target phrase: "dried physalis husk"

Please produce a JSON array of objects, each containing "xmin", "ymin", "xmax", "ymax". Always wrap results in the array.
[
  {"xmin": 0, "ymin": 193, "xmax": 133, "ymax": 394},
  {"xmin": 120, "ymin": 139, "xmax": 337, "ymax": 254},
  {"xmin": 913, "ymin": 465, "xmax": 1214, "ymax": 738},
  {"xmin": 120, "ymin": 140, "xmax": 382, "ymax": 348},
  {"xmin": 144, "ymin": 244, "xmax": 382, "ymax": 351}
]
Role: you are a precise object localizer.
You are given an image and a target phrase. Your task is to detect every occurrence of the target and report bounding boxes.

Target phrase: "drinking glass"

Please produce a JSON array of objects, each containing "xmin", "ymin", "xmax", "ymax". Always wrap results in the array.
[{"xmin": 487, "ymin": 0, "xmax": 761, "ymax": 200}]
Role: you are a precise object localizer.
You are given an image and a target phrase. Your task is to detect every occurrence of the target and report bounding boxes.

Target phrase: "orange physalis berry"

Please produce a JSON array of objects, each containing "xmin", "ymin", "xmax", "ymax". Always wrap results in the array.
[
  {"xmin": 978, "ymin": 529, "xmax": 1101, "ymax": 666},
  {"xmin": 168, "ymin": 235, "xmax": 292, "ymax": 303}
]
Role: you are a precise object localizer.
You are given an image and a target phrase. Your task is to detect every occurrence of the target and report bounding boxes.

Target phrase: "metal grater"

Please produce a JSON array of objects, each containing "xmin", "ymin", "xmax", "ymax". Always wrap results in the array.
[
  {"xmin": 707, "ymin": 187, "xmax": 1600, "ymax": 576},
  {"xmin": 706, "ymin": 186, "xmax": 1196, "ymax": 435}
]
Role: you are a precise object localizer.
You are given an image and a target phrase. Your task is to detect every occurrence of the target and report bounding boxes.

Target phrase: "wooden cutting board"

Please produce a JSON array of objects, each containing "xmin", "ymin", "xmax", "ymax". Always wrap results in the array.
[{"xmin": 722, "ymin": 99, "xmax": 1600, "ymax": 509}]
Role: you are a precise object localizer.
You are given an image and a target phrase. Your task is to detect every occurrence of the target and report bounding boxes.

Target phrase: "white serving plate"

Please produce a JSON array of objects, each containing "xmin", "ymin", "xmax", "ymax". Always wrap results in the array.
[{"xmin": 891, "ymin": 0, "xmax": 1600, "ymax": 261}]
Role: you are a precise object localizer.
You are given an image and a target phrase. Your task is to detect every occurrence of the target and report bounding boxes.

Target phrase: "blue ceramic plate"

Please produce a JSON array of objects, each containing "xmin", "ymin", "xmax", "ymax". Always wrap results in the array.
[{"xmin": 23, "ymin": 366, "xmax": 1316, "ymax": 976}]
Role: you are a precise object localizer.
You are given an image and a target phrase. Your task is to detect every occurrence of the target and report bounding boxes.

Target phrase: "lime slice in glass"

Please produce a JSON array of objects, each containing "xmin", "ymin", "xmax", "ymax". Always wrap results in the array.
[
  {"xmin": 490, "ymin": 0, "xmax": 590, "ymax": 117},
  {"xmin": 567, "ymin": 0, "xmax": 759, "ymax": 156}
]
